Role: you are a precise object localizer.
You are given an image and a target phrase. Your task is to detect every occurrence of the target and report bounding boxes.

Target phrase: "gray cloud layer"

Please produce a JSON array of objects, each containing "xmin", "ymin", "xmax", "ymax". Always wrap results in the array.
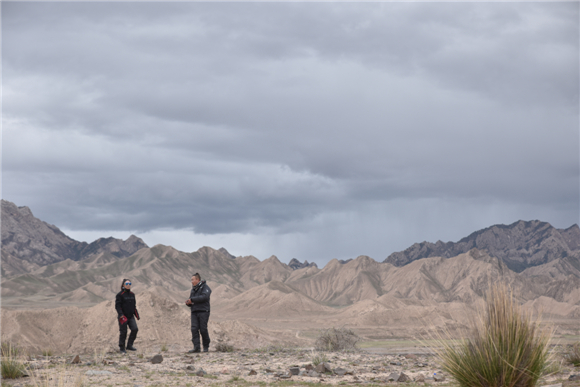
[{"xmin": 2, "ymin": 2, "xmax": 578, "ymax": 263}]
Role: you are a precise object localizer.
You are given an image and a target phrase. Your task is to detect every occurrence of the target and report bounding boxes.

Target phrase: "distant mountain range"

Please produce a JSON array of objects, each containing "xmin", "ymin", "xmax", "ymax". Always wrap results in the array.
[
  {"xmin": 384, "ymin": 220, "xmax": 580, "ymax": 273},
  {"xmin": 1, "ymin": 200, "xmax": 148, "ymax": 276},
  {"xmin": 2, "ymin": 199, "xmax": 580, "ymax": 354}
]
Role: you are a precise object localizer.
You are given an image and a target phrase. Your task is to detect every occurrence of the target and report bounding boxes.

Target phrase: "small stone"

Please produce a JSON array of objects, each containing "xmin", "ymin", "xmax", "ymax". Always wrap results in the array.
[
  {"xmin": 289, "ymin": 366, "xmax": 300, "ymax": 375},
  {"xmin": 195, "ymin": 368, "xmax": 206, "ymax": 376},
  {"xmin": 306, "ymin": 370, "xmax": 319, "ymax": 377},
  {"xmin": 570, "ymin": 375, "xmax": 580, "ymax": 381},
  {"xmin": 414, "ymin": 374, "xmax": 426, "ymax": 382},
  {"xmin": 434, "ymin": 374, "xmax": 446, "ymax": 382},
  {"xmin": 387, "ymin": 372, "xmax": 400, "ymax": 381},
  {"xmin": 398, "ymin": 372, "xmax": 411, "ymax": 382},
  {"xmin": 334, "ymin": 367, "xmax": 347, "ymax": 376},
  {"xmin": 405, "ymin": 354, "xmax": 418, "ymax": 360},
  {"xmin": 304, "ymin": 364, "xmax": 314, "ymax": 371},
  {"xmin": 150, "ymin": 354, "xmax": 163, "ymax": 364},
  {"xmin": 70, "ymin": 355, "xmax": 81, "ymax": 364},
  {"xmin": 315, "ymin": 363, "xmax": 326, "ymax": 373},
  {"xmin": 186, "ymin": 365, "xmax": 195, "ymax": 370},
  {"xmin": 248, "ymin": 369, "xmax": 257, "ymax": 376}
]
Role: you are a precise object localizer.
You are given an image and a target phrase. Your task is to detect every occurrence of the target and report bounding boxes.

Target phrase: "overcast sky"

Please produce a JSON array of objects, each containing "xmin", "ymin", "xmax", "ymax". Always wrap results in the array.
[{"xmin": 2, "ymin": 2, "xmax": 578, "ymax": 266}]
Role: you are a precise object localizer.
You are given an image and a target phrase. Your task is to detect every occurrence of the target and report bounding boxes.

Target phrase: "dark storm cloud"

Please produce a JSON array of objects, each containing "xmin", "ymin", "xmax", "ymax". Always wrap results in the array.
[{"xmin": 2, "ymin": 2, "xmax": 578, "ymax": 262}]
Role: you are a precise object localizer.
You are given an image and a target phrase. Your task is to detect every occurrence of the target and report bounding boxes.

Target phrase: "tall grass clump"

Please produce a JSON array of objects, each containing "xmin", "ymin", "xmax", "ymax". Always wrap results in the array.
[
  {"xmin": 1, "ymin": 342, "xmax": 26, "ymax": 379},
  {"xmin": 314, "ymin": 327, "xmax": 360, "ymax": 351},
  {"xmin": 435, "ymin": 283, "xmax": 552, "ymax": 387}
]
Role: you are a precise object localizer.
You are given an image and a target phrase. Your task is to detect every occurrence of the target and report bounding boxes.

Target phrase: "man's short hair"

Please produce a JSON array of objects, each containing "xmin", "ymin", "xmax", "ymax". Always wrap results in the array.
[{"xmin": 192, "ymin": 273, "xmax": 200, "ymax": 280}]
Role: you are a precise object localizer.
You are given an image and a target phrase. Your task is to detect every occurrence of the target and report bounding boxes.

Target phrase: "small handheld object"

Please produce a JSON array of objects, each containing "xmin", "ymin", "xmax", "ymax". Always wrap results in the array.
[{"xmin": 119, "ymin": 315, "xmax": 128, "ymax": 325}]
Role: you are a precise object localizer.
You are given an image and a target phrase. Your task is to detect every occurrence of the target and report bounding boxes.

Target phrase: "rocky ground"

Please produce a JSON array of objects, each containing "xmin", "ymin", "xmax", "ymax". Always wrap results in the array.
[{"xmin": 2, "ymin": 347, "xmax": 579, "ymax": 387}]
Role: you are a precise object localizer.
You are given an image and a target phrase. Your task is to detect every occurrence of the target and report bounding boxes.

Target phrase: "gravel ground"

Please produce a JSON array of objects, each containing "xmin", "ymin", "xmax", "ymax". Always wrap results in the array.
[{"xmin": 2, "ymin": 348, "xmax": 579, "ymax": 387}]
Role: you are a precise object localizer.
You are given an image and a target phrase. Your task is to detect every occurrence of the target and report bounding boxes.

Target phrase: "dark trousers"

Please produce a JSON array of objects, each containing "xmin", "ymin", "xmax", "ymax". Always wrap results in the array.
[
  {"xmin": 191, "ymin": 311, "xmax": 210, "ymax": 350},
  {"xmin": 119, "ymin": 316, "xmax": 138, "ymax": 349}
]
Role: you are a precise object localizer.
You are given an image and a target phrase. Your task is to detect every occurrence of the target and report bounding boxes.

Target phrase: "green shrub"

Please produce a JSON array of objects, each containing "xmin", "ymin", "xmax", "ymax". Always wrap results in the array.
[
  {"xmin": 1, "ymin": 342, "xmax": 19, "ymax": 357},
  {"xmin": 1, "ymin": 343, "xmax": 26, "ymax": 379},
  {"xmin": 435, "ymin": 283, "xmax": 552, "ymax": 387},
  {"xmin": 311, "ymin": 351, "xmax": 328, "ymax": 366},
  {"xmin": 314, "ymin": 327, "xmax": 360, "ymax": 351},
  {"xmin": 564, "ymin": 342, "xmax": 580, "ymax": 367},
  {"xmin": 42, "ymin": 349, "xmax": 53, "ymax": 357}
]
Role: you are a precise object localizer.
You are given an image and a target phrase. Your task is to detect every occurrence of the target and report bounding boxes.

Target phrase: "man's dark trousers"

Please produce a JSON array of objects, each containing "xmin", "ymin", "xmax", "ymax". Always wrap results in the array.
[
  {"xmin": 191, "ymin": 311, "xmax": 210, "ymax": 351},
  {"xmin": 119, "ymin": 317, "xmax": 138, "ymax": 349}
]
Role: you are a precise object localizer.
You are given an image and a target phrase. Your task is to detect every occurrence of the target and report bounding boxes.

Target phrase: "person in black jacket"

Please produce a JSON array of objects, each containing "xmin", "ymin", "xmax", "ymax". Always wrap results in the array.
[
  {"xmin": 115, "ymin": 278, "xmax": 140, "ymax": 354},
  {"xmin": 185, "ymin": 273, "xmax": 211, "ymax": 353}
]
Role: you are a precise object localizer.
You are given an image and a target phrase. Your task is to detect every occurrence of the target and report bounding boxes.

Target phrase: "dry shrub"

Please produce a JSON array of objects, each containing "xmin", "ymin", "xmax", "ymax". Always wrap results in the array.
[
  {"xmin": 564, "ymin": 342, "xmax": 580, "ymax": 367},
  {"xmin": 214, "ymin": 331, "xmax": 234, "ymax": 352},
  {"xmin": 314, "ymin": 327, "xmax": 360, "ymax": 351},
  {"xmin": 435, "ymin": 283, "xmax": 552, "ymax": 387}
]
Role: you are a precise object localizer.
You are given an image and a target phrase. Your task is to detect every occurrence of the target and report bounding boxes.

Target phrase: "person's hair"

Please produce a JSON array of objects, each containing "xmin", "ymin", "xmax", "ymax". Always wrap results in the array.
[
  {"xmin": 121, "ymin": 278, "xmax": 131, "ymax": 291},
  {"xmin": 192, "ymin": 273, "xmax": 201, "ymax": 281}
]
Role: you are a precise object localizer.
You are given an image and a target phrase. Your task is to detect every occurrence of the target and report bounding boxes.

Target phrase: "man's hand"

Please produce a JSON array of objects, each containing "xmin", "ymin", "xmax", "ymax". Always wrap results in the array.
[
  {"xmin": 119, "ymin": 315, "xmax": 128, "ymax": 325},
  {"xmin": 185, "ymin": 299, "xmax": 192, "ymax": 306}
]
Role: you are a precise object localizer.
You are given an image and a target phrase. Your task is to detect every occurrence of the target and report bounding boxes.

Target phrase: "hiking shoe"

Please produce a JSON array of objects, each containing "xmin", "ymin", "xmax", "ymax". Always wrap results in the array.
[
  {"xmin": 188, "ymin": 349, "xmax": 200, "ymax": 353},
  {"xmin": 126, "ymin": 346, "xmax": 137, "ymax": 351},
  {"xmin": 120, "ymin": 348, "xmax": 127, "ymax": 354},
  {"xmin": 203, "ymin": 348, "xmax": 209, "ymax": 352}
]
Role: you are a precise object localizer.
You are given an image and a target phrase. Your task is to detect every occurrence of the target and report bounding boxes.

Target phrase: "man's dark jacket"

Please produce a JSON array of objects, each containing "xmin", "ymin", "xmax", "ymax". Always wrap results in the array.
[
  {"xmin": 188, "ymin": 280, "xmax": 211, "ymax": 312},
  {"xmin": 115, "ymin": 289, "xmax": 138, "ymax": 319}
]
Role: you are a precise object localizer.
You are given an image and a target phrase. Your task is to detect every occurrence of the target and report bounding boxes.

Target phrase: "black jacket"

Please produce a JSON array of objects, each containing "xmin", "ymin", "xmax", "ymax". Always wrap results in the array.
[
  {"xmin": 115, "ymin": 289, "xmax": 138, "ymax": 319},
  {"xmin": 188, "ymin": 280, "xmax": 211, "ymax": 312}
]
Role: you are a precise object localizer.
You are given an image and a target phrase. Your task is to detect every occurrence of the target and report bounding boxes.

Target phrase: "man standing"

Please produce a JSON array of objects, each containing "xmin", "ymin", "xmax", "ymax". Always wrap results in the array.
[{"xmin": 185, "ymin": 273, "xmax": 211, "ymax": 353}]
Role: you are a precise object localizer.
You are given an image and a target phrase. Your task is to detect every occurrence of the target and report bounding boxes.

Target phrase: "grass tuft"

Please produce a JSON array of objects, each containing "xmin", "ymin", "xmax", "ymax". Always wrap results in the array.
[
  {"xmin": 1, "ymin": 342, "xmax": 26, "ymax": 379},
  {"xmin": 564, "ymin": 342, "xmax": 580, "ymax": 367},
  {"xmin": 434, "ymin": 283, "xmax": 553, "ymax": 387},
  {"xmin": 42, "ymin": 348, "xmax": 54, "ymax": 357},
  {"xmin": 311, "ymin": 351, "xmax": 328, "ymax": 366}
]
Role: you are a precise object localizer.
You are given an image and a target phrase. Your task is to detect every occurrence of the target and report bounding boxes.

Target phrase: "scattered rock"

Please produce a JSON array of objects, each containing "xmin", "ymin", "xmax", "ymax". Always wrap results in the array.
[
  {"xmin": 398, "ymin": 372, "xmax": 411, "ymax": 382},
  {"xmin": 390, "ymin": 361, "xmax": 403, "ymax": 366},
  {"xmin": 305, "ymin": 370, "xmax": 319, "ymax": 377},
  {"xmin": 415, "ymin": 374, "xmax": 426, "ymax": 382},
  {"xmin": 289, "ymin": 366, "xmax": 300, "ymax": 375},
  {"xmin": 186, "ymin": 365, "xmax": 195, "ymax": 371},
  {"xmin": 70, "ymin": 355, "xmax": 81, "ymax": 364},
  {"xmin": 571, "ymin": 375, "xmax": 580, "ymax": 381},
  {"xmin": 315, "ymin": 362, "xmax": 332, "ymax": 373},
  {"xmin": 334, "ymin": 367, "xmax": 347, "ymax": 376},
  {"xmin": 248, "ymin": 369, "xmax": 257, "ymax": 376},
  {"xmin": 416, "ymin": 362, "xmax": 428, "ymax": 367},
  {"xmin": 195, "ymin": 368, "xmax": 206, "ymax": 376},
  {"xmin": 387, "ymin": 372, "xmax": 400, "ymax": 381},
  {"xmin": 150, "ymin": 354, "xmax": 163, "ymax": 364},
  {"xmin": 304, "ymin": 364, "xmax": 314, "ymax": 371},
  {"xmin": 405, "ymin": 354, "xmax": 418, "ymax": 360},
  {"xmin": 434, "ymin": 374, "xmax": 446, "ymax": 382}
]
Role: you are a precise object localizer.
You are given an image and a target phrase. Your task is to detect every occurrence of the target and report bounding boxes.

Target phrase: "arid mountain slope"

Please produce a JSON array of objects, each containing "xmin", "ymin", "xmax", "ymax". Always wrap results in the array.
[
  {"xmin": 384, "ymin": 220, "xmax": 580, "ymax": 273},
  {"xmin": 0, "ymin": 291, "xmax": 303, "ymax": 354},
  {"xmin": 1, "ymin": 199, "xmax": 148, "ymax": 276}
]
